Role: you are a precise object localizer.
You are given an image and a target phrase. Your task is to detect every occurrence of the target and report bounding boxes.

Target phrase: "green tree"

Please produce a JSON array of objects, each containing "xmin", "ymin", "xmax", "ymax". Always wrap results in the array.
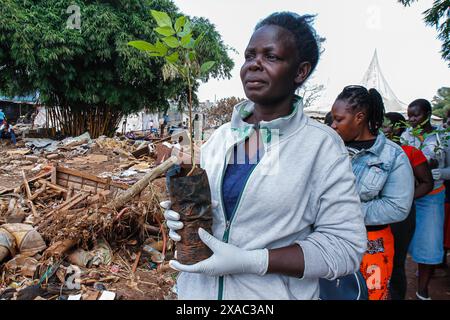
[
  {"xmin": 399, "ymin": 0, "xmax": 449, "ymax": 64},
  {"xmin": 0, "ymin": 0, "xmax": 233, "ymax": 137},
  {"xmin": 431, "ymin": 87, "xmax": 450, "ymax": 118}
]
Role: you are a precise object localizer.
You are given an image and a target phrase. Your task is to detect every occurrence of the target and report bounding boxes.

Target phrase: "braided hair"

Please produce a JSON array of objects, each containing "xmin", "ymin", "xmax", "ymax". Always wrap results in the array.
[{"xmin": 337, "ymin": 86, "xmax": 385, "ymax": 135}]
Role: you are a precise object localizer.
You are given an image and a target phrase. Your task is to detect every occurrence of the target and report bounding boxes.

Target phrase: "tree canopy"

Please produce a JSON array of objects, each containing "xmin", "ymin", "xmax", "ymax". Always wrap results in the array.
[
  {"xmin": 399, "ymin": 0, "xmax": 449, "ymax": 64},
  {"xmin": 431, "ymin": 87, "xmax": 450, "ymax": 118},
  {"xmin": 0, "ymin": 0, "xmax": 234, "ymax": 136}
]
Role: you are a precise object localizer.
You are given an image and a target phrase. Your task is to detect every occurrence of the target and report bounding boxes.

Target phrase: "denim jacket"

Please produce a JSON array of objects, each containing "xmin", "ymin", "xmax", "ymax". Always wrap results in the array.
[{"xmin": 349, "ymin": 134, "xmax": 414, "ymax": 226}]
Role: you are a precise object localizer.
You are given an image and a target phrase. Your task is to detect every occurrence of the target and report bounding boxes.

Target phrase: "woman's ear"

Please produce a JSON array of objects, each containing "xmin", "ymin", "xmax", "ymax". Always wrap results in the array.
[
  {"xmin": 355, "ymin": 111, "xmax": 366, "ymax": 125},
  {"xmin": 294, "ymin": 62, "xmax": 312, "ymax": 87}
]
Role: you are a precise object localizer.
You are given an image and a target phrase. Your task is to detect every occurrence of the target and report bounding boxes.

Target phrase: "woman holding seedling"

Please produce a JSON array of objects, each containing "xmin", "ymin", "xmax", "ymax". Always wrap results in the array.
[
  {"xmin": 330, "ymin": 86, "xmax": 414, "ymax": 300},
  {"xmin": 161, "ymin": 12, "xmax": 366, "ymax": 300},
  {"xmin": 382, "ymin": 112, "xmax": 433, "ymax": 300},
  {"xmin": 400, "ymin": 99, "xmax": 450, "ymax": 300}
]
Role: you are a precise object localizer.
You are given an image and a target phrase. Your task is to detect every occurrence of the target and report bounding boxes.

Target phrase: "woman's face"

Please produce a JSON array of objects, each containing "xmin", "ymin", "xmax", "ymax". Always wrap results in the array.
[
  {"xmin": 240, "ymin": 25, "xmax": 307, "ymax": 105},
  {"xmin": 331, "ymin": 99, "xmax": 364, "ymax": 142},
  {"xmin": 407, "ymin": 105, "xmax": 429, "ymax": 128}
]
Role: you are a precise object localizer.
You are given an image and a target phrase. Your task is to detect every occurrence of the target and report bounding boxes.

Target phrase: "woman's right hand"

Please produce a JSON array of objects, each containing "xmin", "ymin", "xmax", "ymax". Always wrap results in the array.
[{"xmin": 160, "ymin": 201, "xmax": 183, "ymax": 242}]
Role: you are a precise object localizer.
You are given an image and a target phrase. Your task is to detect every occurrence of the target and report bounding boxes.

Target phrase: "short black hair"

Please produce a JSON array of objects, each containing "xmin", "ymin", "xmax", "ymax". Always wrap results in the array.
[
  {"xmin": 336, "ymin": 85, "xmax": 385, "ymax": 135},
  {"xmin": 385, "ymin": 112, "xmax": 406, "ymax": 135},
  {"xmin": 409, "ymin": 99, "xmax": 432, "ymax": 116},
  {"xmin": 255, "ymin": 12, "xmax": 323, "ymax": 81}
]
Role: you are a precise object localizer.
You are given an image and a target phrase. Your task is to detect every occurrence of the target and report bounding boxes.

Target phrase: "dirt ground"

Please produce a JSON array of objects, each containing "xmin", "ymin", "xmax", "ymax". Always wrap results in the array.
[{"xmin": 405, "ymin": 254, "xmax": 450, "ymax": 300}]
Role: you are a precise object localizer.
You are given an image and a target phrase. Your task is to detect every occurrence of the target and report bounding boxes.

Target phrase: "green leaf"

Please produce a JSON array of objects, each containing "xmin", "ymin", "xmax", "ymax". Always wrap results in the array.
[
  {"xmin": 181, "ymin": 33, "xmax": 192, "ymax": 48},
  {"xmin": 127, "ymin": 40, "xmax": 157, "ymax": 52},
  {"xmin": 162, "ymin": 36, "xmax": 179, "ymax": 49},
  {"xmin": 155, "ymin": 40, "xmax": 168, "ymax": 56},
  {"xmin": 155, "ymin": 26, "xmax": 175, "ymax": 37},
  {"xmin": 165, "ymin": 52, "xmax": 179, "ymax": 63},
  {"xmin": 178, "ymin": 20, "xmax": 192, "ymax": 37},
  {"xmin": 174, "ymin": 16, "xmax": 186, "ymax": 33},
  {"xmin": 148, "ymin": 52, "xmax": 164, "ymax": 57},
  {"xmin": 194, "ymin": 32, "xmax": 205, "ymax": 48},
  {"xmin": 151, "ymin": 10, "xmax": 172, "ymax": 28},
  {"xmin": 200, "ymin": 61, "xmax": 215, "ymax": 74},
  {"xmin": 187, "ymin": 51, "xmax": 196, "ymax": 62}
]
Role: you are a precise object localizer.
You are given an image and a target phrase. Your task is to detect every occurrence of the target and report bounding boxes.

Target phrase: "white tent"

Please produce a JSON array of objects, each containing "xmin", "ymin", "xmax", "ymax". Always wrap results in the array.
[
  {"xmin": 304, "ymin": 49, "xmax": 440, "ymax": 121},
  {"xmin": 360, "ymin": 49, "xmax": 408, "ymax": 114}
]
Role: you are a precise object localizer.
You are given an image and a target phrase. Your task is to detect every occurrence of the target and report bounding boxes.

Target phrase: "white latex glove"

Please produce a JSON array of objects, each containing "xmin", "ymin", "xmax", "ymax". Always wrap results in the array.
[
  {"xmin": 169, "ymin": 228, "xmax": 269, "ymax": 277},
  {"xmin": 160, "ymin": 200, "xmax": 183, "ymax": 242},
  {"xmin": 432, "ymin": 169, "xmax": 442, "ymax": 180},
  {"xmin": 160, "ymin": 200, "xmax": 219, "ymax": 242}
]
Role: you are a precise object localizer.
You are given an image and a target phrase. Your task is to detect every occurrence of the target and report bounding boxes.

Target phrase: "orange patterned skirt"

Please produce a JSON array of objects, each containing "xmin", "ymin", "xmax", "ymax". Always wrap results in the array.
[{"xmin": 360, "ymin": 226, "xmax": 395, "ymax": 300}]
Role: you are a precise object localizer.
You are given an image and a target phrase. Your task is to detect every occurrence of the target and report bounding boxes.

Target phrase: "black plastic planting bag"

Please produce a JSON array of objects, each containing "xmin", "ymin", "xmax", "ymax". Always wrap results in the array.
[{"xmin": 168, "ymin": 167, "xmax": 213, "ymax": 265}]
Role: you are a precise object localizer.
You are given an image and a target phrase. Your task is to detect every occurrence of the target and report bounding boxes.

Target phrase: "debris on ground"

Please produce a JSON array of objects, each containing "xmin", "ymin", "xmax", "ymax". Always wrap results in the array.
[{"xmin": 0, "ymin": 133, "xmax": 180, "ymax": 300}]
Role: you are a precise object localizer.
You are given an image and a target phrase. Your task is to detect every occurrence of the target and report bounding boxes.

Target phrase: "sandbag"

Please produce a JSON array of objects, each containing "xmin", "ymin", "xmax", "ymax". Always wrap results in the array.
[
  {"xmin": 0, "ymin": 228, "xmax": 16, "ymax": 262},
  {"xmin": 0, "ymin": 223, "xmax": 46, "ymax": 256}
]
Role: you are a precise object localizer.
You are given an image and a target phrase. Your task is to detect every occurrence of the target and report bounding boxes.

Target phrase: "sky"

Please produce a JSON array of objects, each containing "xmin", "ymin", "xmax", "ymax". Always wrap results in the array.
[{"xmin": 172, "ymin": 0, "xmax": 449, "ymax": 110}]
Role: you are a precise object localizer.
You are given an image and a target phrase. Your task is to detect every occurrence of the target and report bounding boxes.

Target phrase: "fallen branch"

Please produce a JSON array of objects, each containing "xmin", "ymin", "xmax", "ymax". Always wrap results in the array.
[
  {"xmin": 106, "ymin": 156, "xmax": 177, "ymax": 211},
  {"xmin": 132, "ymin": 251, "xmax": 142, "ymax": 274},
  {"xmin": 22, "ymin": 171, "xmax": 33, "ymax": 200}
]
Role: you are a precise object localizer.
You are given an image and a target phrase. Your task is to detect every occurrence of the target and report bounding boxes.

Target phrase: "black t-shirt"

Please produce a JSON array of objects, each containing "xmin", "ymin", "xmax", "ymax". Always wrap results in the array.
[{"xmin": 345, "ymin": 139, "xmax": 376, "ymax": 151}]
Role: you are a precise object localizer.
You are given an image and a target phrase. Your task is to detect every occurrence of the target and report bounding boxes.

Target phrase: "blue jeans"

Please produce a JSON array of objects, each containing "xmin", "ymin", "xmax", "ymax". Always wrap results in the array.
[{"xmin": 1, "ymin": 130, "xmax": 16, "ymax": 144}]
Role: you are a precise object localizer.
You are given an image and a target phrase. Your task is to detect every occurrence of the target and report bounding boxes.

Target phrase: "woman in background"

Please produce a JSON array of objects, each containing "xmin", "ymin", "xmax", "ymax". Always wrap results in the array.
[
  {"xmin": 331, "ymin": 86, "xmax": 414, "ymax": 300},
  {"xmin": 383, "ymin": 112, "xmax": 433, "ymax": 300},
  {"xmin": 401, "ymin": 99, "xmax": 450, "ymax": 300}
]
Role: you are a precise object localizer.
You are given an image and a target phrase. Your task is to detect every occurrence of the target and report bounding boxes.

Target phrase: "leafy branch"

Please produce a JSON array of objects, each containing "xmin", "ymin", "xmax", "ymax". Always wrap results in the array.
[{"xmin": 128, "ymin": 10, "xmax": 216, "ymax": 175}]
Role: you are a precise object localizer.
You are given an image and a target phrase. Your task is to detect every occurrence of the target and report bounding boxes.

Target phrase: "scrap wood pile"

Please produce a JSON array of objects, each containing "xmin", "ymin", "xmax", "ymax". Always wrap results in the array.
[
  {"xmin": 0, "ymin": 156, "xmax": 179, "ymax": 300},
  {"xmin": 0, "ymin": 132, "xmax": 163, "ymax": 189}
]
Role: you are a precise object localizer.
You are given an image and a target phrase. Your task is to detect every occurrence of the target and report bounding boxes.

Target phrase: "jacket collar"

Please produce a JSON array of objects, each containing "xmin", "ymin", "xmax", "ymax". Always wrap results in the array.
[
  {"xmin": 366, "ymin": 133, "xmax": 386, "ymax": 157},
  {"xmin": 229, "ymin": 95, "xmax": 306, "ymax": 146}
]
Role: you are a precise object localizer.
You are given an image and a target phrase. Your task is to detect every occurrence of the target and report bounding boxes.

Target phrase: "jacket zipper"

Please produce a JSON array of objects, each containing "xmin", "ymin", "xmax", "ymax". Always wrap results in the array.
[{"xmin": 217, "ymin": 138, "xmax": 261, "ymax": 300}]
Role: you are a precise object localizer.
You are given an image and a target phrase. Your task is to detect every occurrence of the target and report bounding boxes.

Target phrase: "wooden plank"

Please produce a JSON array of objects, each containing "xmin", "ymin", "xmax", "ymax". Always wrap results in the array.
[
  {"xmin": 83, "ymin": 179, "xmax": 99, "ymax": 188},
  {"xmin": 56, "ymin": 178, "xmax": 69, "ymax": 188},
  {"xmin": 66, "ymin": 175, "xmax": 83, "ymax": 184},
  {"xmin": 80, "ymin": 185, "xmax": 96, "ymax": 193},
  {"xmin": 51, "ymin": 166, "xmax": 57, "ymax": 184},
  {"xmin": 131, "ymin": 146, "xmax": 149, "ymax": 158},
  {"xmin": 58, "ymin": 172, "xmax": 70, "ymax": 180},
  {"xmin": 67, "ymin": 182, "xmax": 82, "ymax": 190},
  {"xmin": 22, "ymin": 171, "xmax": 33, "ymax": 200},
  {"xmin": 38, "ymin": 179, "xmax": 68, "ymax": 194},
  {"xmin": 59, "ymin": 193, "xmax": 89, "ymax": 211},
  {"xmin": 30, "ymin": 181, "xmax": 47, "ymax": 201},
  {"xmin": 56, "ymin": 166, "xmax": 129, "ymax": 190}
]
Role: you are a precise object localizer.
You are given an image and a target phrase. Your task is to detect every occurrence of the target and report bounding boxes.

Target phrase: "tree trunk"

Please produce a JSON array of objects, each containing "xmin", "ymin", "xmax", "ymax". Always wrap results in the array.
[
  {"xmin": 47, "ymin": 105, "xmax": 122, "ymax": 138},
  {"xmin": 105, "ymin": 156, "xmax": 178, "ymax": 211}
]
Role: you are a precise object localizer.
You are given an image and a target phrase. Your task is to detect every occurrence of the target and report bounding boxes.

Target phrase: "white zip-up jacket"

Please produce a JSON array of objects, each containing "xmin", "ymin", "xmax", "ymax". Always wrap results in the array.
[{"xmin": 176, "ymin": 96, "xmax": 367, "ymax": 300}]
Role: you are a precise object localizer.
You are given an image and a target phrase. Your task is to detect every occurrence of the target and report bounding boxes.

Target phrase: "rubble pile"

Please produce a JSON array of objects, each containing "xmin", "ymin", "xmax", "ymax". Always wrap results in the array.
[{"xmin": 0, "ymin": 133, "xmax": 179, "ymax": 300}]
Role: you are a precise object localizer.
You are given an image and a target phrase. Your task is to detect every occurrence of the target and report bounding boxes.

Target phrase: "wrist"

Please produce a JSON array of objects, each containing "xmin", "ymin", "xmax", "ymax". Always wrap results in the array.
[{"xmin": 247, "ymin": 248, "xmax": 269, "ymax": 276}]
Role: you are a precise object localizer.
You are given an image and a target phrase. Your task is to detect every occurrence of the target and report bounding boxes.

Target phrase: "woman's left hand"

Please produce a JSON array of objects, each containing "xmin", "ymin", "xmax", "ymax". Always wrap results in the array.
[
  {"xmin": 169, "ymin": 228, "xmax": 269, "ymax": 277},
  {"xmin": 432, "ymin": 168, "xmax": 442, "ymax": 180}
]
